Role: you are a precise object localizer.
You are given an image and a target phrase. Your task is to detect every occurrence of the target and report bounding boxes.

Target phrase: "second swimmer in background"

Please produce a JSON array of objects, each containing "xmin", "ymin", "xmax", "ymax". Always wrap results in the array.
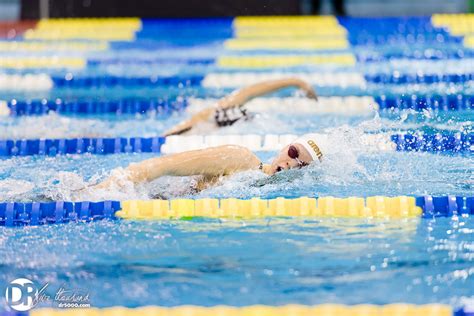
[{"xmin": 163, "ymin": 78, "xmax": 318, "ymax": 136}]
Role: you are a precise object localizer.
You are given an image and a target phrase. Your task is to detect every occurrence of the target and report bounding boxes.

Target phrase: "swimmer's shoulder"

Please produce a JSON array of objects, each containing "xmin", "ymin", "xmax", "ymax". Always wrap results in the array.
[{"xmin": 208, "ymin": 144, "xmax": 254, "ymax": 154}]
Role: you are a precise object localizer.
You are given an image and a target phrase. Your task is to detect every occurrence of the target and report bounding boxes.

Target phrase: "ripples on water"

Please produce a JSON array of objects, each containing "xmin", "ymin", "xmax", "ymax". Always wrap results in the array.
[
  {"xmin": 0, "ymin": 92, "xmax": 472, "ymax": 310},
  {"xmin": 0, "ymin": 217, "xmax": 472, "ymax": 309},
  {"xmin": 0, "ymin": 147, "xmax": 472, "ymax": 202},
  {"xmin": 0, "ymin": 100, "xmax": 472, "ymax": 139},
  {"xmin": 0, "ymin": 109, "xmax": 472, "ymax": 202}
]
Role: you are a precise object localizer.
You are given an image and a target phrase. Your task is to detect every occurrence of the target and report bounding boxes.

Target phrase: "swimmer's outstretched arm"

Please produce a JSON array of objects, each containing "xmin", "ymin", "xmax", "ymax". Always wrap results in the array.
[
  {"xmin": 95, "ymin": 145, "xmax": 271, "ymax": 189},
  {"xmin": 163, "ymin": 78, "xmax": 317, "ymax": 136},
  {"xmin": 216, "ymin": 77, "xmax": 318, "ymax": 109}
]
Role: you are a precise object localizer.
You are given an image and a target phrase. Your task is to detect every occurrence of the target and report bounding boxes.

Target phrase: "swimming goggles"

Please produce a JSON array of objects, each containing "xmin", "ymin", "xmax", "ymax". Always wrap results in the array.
[{"xmin": 288, "ymin": 145, "xmax": 309, "ymax": 168}]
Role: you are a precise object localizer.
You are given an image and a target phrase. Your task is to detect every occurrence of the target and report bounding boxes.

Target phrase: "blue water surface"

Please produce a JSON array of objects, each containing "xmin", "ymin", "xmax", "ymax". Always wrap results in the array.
[
  {"xmin": 0, "ymin": 17, "xmax": 473, "ymax": 312},
  {"xmin": 0, "ymin": 217, "xmax": 472, "ymax": 311}
]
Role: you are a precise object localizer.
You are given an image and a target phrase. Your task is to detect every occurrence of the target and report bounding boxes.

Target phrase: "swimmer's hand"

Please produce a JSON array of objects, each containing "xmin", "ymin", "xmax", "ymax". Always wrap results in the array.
[{"xmin": 296, "ymin": 79, "xmax": 318, "ymax": 101}]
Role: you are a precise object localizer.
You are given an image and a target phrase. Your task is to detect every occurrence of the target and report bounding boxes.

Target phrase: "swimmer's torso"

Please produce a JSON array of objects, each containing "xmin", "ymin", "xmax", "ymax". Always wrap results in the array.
[{"xmin": 214, "ymin": 105, "xmax": 253, "ymax": 127}]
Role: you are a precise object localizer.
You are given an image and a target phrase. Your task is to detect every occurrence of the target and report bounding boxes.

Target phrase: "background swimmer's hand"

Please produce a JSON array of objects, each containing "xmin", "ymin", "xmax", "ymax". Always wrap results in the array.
[
  {"xmin": 294, "ymin": 78, "xmax": 318, "ymax": 101},
  {"xmin": 304, "ymin": 85, "xmax": 318, "ymax": 101}
]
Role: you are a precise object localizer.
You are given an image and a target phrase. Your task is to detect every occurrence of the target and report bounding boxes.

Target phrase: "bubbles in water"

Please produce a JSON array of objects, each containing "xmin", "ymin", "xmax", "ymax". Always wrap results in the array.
[
  {"xmin": 43, "ymin": 171, "xmax": 89, "ymax": 201},
  {"xmin": 0, "ymin": 179, "xmax": 34, "ymax": 201},
  {"xmin": 0, "ymin": 98, "xmax": 472, "ymax": 201},
  {"xmin": 0, "ymin": 112, "xmax": 172, "ymax": 140}
]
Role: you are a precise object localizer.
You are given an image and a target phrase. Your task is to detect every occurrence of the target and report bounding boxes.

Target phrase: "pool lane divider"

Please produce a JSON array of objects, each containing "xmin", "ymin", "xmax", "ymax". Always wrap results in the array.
[
  {"xmin": 202, "ymin": 72, "xmax": 474, "ymax": 88},
  {"xmin": 2, "ymin": 94, "xmax": 472, "ymax": 116},
  {"xmin": 27, "ymin": 303, "xmax": 469, "ymax": 316},
  {"xmin": 2, "ymin": 98, "xmax": 188, "ymax": 116},
  {"xmin": 0, "ymin": 57, "xmax": 86, "ymax": 69},
  {"xmin": 0, "ymin": 40, "xmax": 109, "ymax": 52},
  {"xmin": 85, "ymin": 49, "xmax": 474, "ymax": 62},
  {"xmin": 0, "ymin": 196, "xmax": 473, "ymax": 227},
  {"xmin": 2, "ymin": 71, "xmax": 474, "ymax": 90},
  {"xmin": 0, "ymin": 200, "xmax": 120, "ymax": 227},
  {"xmin": 358, "ymin": 51, "xmax": 474, "ymax": 62},
  {"xmin": 432, "ymin": 14, "xmax": 474, "ymax": 48},
  {"xmin": 22, "ymin": 18, "xmax": 141, "ymax": 41},
  {"xmin": 202, "ymin": 72, "xmax": 368, "ymax": 88},
  {"xmin": 0, "ymin": 137, "xmax": 166, "ymax": 156},
  {"xmin": 2, "ymin": 96, "xmax": 378, "ymax": 117},
  {"xmin": 217, "ymin": 54, "xmax": 357, "ymax": 68},
  {"xmin": 161, "ymin": 132, "xmax": 473, "ymax": 154},
  {"xmin": 339, "ymin": 15, "xmax": 464, "ymax": 45},
  {"xmin": 1, "ymin": 16, "xmax": 470, "ymax": 48},
  {"xmin": 0, "ymin": 74, "xmax": 53, "ymax": 92},
  {"xmin": 223, "ymin": 38, "xmax": 350, "ymax": 50},
  {"xmin": 48, "ymin": 72, "xmax": 372, "ymax": 89},
  {"xmin": 0, "ymin": 132, "xmax": 471, "ymax": 157}
]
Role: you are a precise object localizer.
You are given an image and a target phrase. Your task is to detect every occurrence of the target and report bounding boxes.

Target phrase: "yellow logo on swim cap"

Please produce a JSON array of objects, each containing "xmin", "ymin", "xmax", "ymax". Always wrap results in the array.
[{"xmin": 307, "ymin": 140, "xmax": 323, "ymax": 161}]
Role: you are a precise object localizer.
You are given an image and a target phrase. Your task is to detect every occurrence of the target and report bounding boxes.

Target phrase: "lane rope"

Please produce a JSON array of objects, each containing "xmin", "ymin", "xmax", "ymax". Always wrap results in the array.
[
  {"xmin": 31, "ymin": 304, "xmax": 455, "ymax": 316},
  {"xmin": 1, "ymin": 195, "xmax": 472, "ymax": 227},
  {"xmin": 0, "ymin": 132, "xmax": 471, "ymax": 157},
  {"xmin": 2, "ymin": 94, "xmax": 471, "ymax": 117},
  {"xmin": 202, "ymin": 72, "xmax": 367, "ymax": 88},
  {"xmin": 0, "ymin": 74, "xmax": 53, "ymax": 91}
]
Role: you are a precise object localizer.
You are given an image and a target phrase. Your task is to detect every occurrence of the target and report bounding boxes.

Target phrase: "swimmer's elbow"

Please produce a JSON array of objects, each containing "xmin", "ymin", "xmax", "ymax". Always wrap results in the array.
[
  {"xmin": 220, "ymin": 144, "xmax": 253, "ymax": 155},
  {"xmin": 218, "ymin": 145, "xmax": 260, "ymax": 169}
]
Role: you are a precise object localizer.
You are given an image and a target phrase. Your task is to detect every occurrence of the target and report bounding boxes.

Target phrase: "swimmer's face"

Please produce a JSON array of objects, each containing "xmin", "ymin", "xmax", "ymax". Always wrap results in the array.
[{"xmin": 269, "ymin": 143, "xmax": 313, "ymax": 175}]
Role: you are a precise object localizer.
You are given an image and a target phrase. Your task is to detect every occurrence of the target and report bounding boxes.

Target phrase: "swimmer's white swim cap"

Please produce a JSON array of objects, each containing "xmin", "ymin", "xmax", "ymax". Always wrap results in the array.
[{"xmin": 293, "ymin": 133, "xmax": 324, "ymax": 162}]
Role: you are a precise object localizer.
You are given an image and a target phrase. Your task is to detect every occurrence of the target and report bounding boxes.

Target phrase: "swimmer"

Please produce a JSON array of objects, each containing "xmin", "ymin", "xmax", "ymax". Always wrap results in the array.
[
  {"xmin": 163, "ymin": 78, "xmax": 318, "ymax": 136},
  {"xmin": 93, "ymin": 133, "xmax": 323, "ymax": 191}
]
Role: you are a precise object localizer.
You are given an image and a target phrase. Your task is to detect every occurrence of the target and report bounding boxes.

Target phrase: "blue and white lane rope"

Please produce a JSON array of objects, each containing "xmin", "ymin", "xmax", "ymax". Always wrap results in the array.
[
  {"xmin": 1, "ymin": 98, "xmax": 188, "ymax": 116},
  {"xmin": 0, "ymin": 195, "xmax": 472, "ymax": 227},
  {"xmin": 1, "ymin": 70, "xmax": 473, "ymax": 91},
  {"xmin": 17, "ymin": 72, "xmax": 474, "ymax": 88},
  {"xmin": 202, "ymin": 72, "xmax": 474, "ymax": 87},
  {"xmin": 0, "ymin": 74, "xmax": 53, "ymax": 91},
  {"xmin": 0, "ymin": 132, "xmax": 471, "ymax": 157},
  {"xmin": 1, "ymin": 94, "xmax": 472, "ymax": 117}
]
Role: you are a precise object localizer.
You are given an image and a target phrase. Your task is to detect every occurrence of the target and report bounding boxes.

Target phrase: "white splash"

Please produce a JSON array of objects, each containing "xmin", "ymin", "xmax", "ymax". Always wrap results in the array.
[{"xmin": 0, "ymin": 179, "xmax": 35, "ymax": 200}]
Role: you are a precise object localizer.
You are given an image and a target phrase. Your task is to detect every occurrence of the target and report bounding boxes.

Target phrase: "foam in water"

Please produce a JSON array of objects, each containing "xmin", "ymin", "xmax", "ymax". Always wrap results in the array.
[
  {"xmin": 1, "ymin": 97, "xmax": 471, "ymax": 140},
  {"xmin": 0, "ymin": 110, "xmax": 472, "ymax": 202},
  {"xmin": 0, "ymin": 179, "xmax": 35, "ymax": 200}
]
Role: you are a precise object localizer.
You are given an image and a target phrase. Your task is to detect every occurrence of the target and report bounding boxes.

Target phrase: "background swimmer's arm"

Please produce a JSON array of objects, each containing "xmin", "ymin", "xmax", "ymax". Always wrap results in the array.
[
  {"xmin": 217, "ymin": 77, "xmax": 318, "ymax": 110},
  {"xmin": 163, "ymin": 107, "xmax": 214, "ymax": 137},
  {"xmin": 163, "ymin": 78, "xmax": 317, "ymax": 136},
  {"xmin": 95, "ymin": 145, "xmax": 263, "ymax": 188}
]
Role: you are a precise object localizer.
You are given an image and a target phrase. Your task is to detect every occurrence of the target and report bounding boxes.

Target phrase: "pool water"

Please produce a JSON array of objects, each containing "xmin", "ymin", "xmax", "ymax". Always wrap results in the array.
[
  {"xmin": 0, "ymin": 106, "xmax": 472, "ymax": 310},
  {"xmin": 0, "ymin": 15, "xmax": 473, "ymax": 312},
  {"xmin": 0, "ymin": 218, "xmax": 473, "ymax": 310},
  {"xmin": 0, "ymin": 110, "xmax": 472, "ymax": 202}
]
